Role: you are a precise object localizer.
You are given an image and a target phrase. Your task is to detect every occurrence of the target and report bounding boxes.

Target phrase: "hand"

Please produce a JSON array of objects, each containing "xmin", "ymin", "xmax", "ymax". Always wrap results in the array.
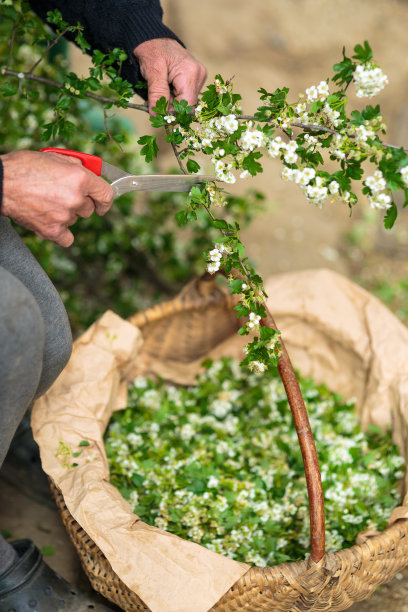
[
  {"xmin": 133, "ymin": 38, "xmax": 207, "ymax": 114},
  {"xmin": 0, "ymin": 150, "xmax": 114, "ymax": 247}
]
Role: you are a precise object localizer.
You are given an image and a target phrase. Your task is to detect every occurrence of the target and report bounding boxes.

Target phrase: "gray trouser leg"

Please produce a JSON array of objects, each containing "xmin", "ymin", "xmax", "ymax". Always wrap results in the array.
[
  {"xmin": 0, "ymin": 218, "xmax": 72, "ymax": 402},
  {"xmin": 0, "ymin": 265, "xmax": 45, "ymax": 466},
  {"xmin": 0, "ymin": 217, "xmax": 72, "ymax": 574},
  {"xmin": 0, "ymin": 217, "xmax": 73, "ymax": 466}
]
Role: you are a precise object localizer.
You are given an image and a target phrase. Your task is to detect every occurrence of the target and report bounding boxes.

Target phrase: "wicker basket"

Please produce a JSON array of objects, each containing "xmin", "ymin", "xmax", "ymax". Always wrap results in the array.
[{"xmin": 48, "ymin": 274, "xmax": 408, "ymax": 611}]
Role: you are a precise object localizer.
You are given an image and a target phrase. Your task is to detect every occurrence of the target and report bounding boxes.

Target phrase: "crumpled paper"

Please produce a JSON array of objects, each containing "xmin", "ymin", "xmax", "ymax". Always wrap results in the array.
[{"xmin": 31, "ymin": 268, "xmax": 408, "ymax": 612}]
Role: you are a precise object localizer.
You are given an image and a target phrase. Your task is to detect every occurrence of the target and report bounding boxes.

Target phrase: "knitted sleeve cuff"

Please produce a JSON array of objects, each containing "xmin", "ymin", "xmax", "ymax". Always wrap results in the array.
[
  {"xmin": 0, "ymin": 158, "xmax": 3, "ymax": 216},
  {"xmin": 120, "ymin": 2, "xmax": 184, "ymax": 52}
]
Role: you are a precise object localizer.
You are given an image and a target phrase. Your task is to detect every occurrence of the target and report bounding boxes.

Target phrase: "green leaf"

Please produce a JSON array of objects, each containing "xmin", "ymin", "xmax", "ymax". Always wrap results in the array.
[
  {"xmin": 137, "ymin": 135, "xmax": 159, "ymax": 163},
  {"xmin": 242, "ymin": 152, "xmax": 263, "ymax": 176},
  {"xmin": 352, "ymin": 40, "xmax": 373, "ymax": 63},
  {"xmin": 345, "ymin": 160, "xmax": 363, "ymax": 180},
  {"xmin": 55, "ymin": 95, "xmax": 72, "ymax": 110},
  {"xmin": 188, "ymin": 185, "xmax": 205, "ymax": 204},
  {"xmin": 173, "ymin": 99, "xmax": 193, "ymax": 115},
  {"xmin": 309, "ymin": 100, "xmax": 324, "ymax": 114},
  {"xmin": 186, "ymin": 159, "xmax": 201, "ymax": 174},
  {"xmin": 256, "ymin": 87, "xmax": 289, "ymax": 119},
  {"xmin": 384, "ymin": 202, "xmax": 397, "ymax": 229},
  {"xmin": 86, "ymin": 76, "xmax": 100, "ymax": 91},
  {"xmin": 332, "ymin": 48, "xmax": 354, "ymax": 86},
  {"xmin": 234, "ymin": 304, "xmax": 250, "ymax": 317},
  {"xmin": 212, "ymin": 219, "xmax": 229, "ymax": 230},
  {"xmin": 260, "ymin": 326, "xmax": 276, "ymax": 341},
  {"xmin": 151, "ymin": 96, "xmax": 168, "ymax": 115},
  {"xmin": 79, "ymin": 440, "xmax": 90, "ymax": 447},
  {"xmin": 0, "ymin": 82, "xmax": 18, "ymax": 97},
  {"xmin": 41, "ymin": 545, "xmax": 55, "ymax": 557},
  {"xmin": 175, "ymin": 210, "xmax": 189, "ymax": 227},
  {"xmin": 150, "ymin": 114, "xmax": 167, "ymax": 128},
  {"xmin": 229, "ymin": 279, "xmax": 245, "ymax": 294},
  {"xmin": 236, "ymin": 242, "xmax": 245, "ymax": 258}
]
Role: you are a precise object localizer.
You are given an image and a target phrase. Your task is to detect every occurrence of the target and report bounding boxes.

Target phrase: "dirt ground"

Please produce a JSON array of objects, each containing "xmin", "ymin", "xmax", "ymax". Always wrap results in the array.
[{"xmin": 2, "ymin": 0, "xmax": 408, "ymax": 610}]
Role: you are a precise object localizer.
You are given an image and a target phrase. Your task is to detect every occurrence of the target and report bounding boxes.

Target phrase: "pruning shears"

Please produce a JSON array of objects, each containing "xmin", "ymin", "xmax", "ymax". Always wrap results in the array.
[{"xmin": 40, "ymin": 147, "xmax": 213, "ymax": 197}]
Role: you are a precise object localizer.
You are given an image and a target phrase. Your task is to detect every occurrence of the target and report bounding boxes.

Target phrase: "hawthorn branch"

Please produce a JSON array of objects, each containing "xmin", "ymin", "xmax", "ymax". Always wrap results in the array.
[
  {"xmin": 2, "ymin": 68, "xmax": 407, "ymax": 152},
  {"xmin": 6, "ymin": 22, "xmax": 19, "ymax": 71},
  {"xmin": 28, "ymin": 27, "xmax": 70, "ymax": 74},
  {"xmin": 235, "ymin": 114, "xmax": 408, "ymax": 153},
  {"xmin": 103, "ymin": 108, "xmax": 124, "ymax": 152},
  {"xmin": 1, "ymin": 68, "xmax": 149, "ymax": 112},
  {"xmin": 166, "ymin": 128, "xmax": 187, "ymax": 174}
]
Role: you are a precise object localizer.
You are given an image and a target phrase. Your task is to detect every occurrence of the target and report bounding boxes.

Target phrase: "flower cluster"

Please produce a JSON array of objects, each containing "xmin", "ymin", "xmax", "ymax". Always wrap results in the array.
[
  {"xmin": 105, "ymin": 358, "xmax": 404, "ymax": 567},
  {"xmin": 156, "ymin": 42, "xmax": 408, "ymax": 237},
  {"xmin": 364, "ymin": 170, "xmax": 392, "ymax": 210},
  {"xmin": 171, "ymin": 67, "xmax": 400, "ymax": 226},
  {"xmin": 353, "ymin": 64, "xmax": 388, "ymax": 98},
  {"xmin": 206, "ymin": 242, "xmax": 231, "ymax": 274}
]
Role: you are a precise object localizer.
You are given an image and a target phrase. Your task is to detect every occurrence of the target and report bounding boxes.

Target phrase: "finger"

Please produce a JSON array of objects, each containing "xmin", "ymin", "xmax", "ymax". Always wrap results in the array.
[
  {"xmin": 76, "ymin": 196, "xmax": 96, "ymax": 219},
  {"xmin": 56, "ymin": 228, "xmax": 75, "ymax": 248},
  {"xmin": 145, "ymin": 67, "xmax": 171, "ymax": 114},
  {"xmin": 43, "ymin": 151, "xmax": 83, "ymax": 167},
  {"xmin": 36, "ymin": 226, "xmax": 74, "ymax": 248},
  {"xmin": 94, "ymin": 195, "xmax": 113, "ymax": 216},
  {"xmin": 81, "ymin": 169, "xmax": 114, "ymax": 215},
  {"xmin": 172, "ymin": 63, "xmax": 207, "ymax": 107}
]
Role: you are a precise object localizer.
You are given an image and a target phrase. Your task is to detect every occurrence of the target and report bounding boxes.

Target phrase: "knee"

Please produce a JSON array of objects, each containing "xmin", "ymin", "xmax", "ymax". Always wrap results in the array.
[{"xmin": 0, "ymin": 273, "xmax": 45, "ymax": 405}]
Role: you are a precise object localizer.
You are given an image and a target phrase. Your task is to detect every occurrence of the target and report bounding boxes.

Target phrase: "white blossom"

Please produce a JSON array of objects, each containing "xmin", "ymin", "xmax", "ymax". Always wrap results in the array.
[
  {"xmin": 400, "ymin": 166, "xmax": 408, "ymax": 187},
  {"xmin": 305, "ymin": 85, "xmax": 318, "ymax": 102},
  {"xmin": 248, "ymin": 360, "xmax": 267, "ymax": 374},
  {"xmin": 241, "ymin": 129, "xmax": 265, "ymax": 151},
  {"xmin": 317, "ymin": 80, "xmax": 330, "ymax": 99},
  {"xmin": 353, "ymin": 64, "xmax": 388, "ymax": 98}
]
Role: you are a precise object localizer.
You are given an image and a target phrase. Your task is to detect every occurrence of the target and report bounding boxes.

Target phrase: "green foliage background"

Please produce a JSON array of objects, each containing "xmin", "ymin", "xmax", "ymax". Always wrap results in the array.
[{"xmin": 0, "ymin": 2, "xmax": 262, "ymax": 333}]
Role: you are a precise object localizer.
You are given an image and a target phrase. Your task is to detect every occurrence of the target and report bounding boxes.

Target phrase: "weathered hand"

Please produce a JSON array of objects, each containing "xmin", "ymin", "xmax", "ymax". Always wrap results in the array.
[
  {"xmin": 133, "ymin": 37, "xmax": 207, "ymax": 113},
  {"xmin": 0, "ymin": 150, "xmax": 114, "ymax": 247}
]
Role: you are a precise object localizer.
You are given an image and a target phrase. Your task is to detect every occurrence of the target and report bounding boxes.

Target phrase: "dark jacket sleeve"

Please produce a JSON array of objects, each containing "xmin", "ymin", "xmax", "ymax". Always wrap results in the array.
[{"xmin": 28, "ymin": 1, "xmax": 183, "ymax": 94}]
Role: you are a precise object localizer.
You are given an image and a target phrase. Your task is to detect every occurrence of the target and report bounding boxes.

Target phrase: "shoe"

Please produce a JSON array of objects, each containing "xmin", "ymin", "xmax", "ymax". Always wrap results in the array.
[{"xmin": 0, "ymin": 539, "xmax": 121, "ymax": 611}]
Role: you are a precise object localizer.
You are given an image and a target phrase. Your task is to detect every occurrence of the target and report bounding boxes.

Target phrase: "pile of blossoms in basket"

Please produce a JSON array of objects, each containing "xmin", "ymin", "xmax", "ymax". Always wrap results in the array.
[{"xmin": 105, "ymin": 358, "xmax": 405, "ymax": 566}]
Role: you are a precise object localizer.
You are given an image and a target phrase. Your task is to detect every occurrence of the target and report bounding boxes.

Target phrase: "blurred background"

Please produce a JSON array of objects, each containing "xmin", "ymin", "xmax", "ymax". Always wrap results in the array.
[{"xmin": 2, "ymin": 1, "xmax": 408, "ymax": 609}]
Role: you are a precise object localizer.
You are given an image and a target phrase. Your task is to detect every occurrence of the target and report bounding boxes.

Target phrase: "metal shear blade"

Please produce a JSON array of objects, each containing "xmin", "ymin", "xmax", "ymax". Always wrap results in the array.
[{"xmin": 101, "ymin": 161, "xmax": 214, "ymax": 198}]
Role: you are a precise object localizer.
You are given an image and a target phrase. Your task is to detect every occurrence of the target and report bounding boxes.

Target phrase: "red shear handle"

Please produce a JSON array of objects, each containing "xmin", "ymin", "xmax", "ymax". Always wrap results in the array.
[{"xmin": 40, "ymin": 147, "xmax": 103, "ymax": 176}]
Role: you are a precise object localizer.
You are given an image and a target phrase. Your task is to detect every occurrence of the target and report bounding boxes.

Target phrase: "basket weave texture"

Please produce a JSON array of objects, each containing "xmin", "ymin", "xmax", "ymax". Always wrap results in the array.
[{"xmin": 48, "ymin": 274, "xmax": 408, "ymax": 611}]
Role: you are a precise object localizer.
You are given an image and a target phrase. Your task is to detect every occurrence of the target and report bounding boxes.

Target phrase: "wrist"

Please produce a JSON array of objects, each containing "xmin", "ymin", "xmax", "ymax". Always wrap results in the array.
[{"xmin": 0, "ymin": 151, "xmax": 23, "ymax": 219}]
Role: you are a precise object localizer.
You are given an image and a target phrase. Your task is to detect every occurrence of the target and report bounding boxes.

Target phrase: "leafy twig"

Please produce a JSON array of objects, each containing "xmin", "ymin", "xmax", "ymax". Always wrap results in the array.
[
  {"xmin": 166, "ymin": 127, "xmax": 188, "ymax": 174},
  {"xmin": 2, "ymin": 70, "xmax": 406, "ymax": 153},
  {"xmin": 1, "ymin": 68, "xmax": 149, "ymax": 112},
  {"xmin": 103, "ymin": 108, "xmax": 124, "ymax": 152},
  {"xmin": 6, "ymin": 22, "xmax": 19, "ymax": 71},
  {"xmin": 28, "ymin": 27, "xmax": 70, "ymax": 74}
]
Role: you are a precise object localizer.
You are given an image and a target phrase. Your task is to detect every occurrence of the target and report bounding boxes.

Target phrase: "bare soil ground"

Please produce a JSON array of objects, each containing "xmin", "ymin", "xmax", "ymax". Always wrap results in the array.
[{"xmin": 2, "ymin": 0, "xmax": 408, "ymax": 609}]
